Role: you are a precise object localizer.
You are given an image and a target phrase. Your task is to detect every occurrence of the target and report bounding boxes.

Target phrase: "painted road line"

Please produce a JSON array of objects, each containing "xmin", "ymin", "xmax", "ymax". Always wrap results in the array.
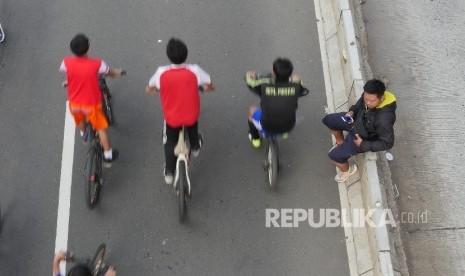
[{"xmin": 54, "ymin": 101, "xmax": 75, "ymax": 273}]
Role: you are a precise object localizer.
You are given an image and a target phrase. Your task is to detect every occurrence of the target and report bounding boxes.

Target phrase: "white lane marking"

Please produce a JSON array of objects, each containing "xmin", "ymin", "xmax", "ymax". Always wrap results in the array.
[{"xmin": 54, "ymin": 101, "xmax": 75, "ymax": 273}]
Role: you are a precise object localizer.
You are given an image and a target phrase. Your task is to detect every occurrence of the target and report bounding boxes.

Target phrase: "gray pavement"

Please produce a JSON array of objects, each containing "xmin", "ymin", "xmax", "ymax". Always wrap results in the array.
[
  {"xmin": 359, "ymin": 0, "xmax": 465, "ymax": 275},
  {"xmin": 0, "ymin": 0, "xmax": 351, "ymax": 275}
]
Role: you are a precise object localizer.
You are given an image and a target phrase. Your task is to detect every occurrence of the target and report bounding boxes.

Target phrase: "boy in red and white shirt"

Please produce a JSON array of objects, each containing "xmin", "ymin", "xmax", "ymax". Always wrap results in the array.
[{"xmin": 146, "ymin": 38, "xmax": 214, "ymax": 184}]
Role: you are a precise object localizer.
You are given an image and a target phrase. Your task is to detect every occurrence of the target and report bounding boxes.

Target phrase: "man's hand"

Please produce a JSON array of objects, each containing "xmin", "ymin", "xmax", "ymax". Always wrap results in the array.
[
  {"xmin": 346, "ymin": 111, "xmax": 354, "ymax": 118},
  {"xmin": 291, "ymin": 75, "xmax": 301, "ymax": 83},
  {"xmin": 354, "ymin": 134, "xmax": 363, "ymax": 148},
  {"xmin": 146, "ymin": 85, "xmax": 157, "ymax": 94},
  {"xmin": 105, "ymin": 266, "xmax": 117, "ymax": 276},
  {"xmin": 201, "ymin": 83, "xmax": 215, "ymax": 92},
  {"xmin": 246, "ymin": 71, "xmax": 256, "ymax": 79},
  {"xmin": 109, "ymin": 68, "xmax": 125, "ymax": 78}
]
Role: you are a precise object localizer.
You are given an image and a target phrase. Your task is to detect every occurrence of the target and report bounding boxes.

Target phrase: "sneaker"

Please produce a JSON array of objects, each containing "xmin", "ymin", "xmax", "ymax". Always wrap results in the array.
[
  {"xmin": 335, "ymin": 164, "xmax": 357, "ymax": 183},
  {"xmin": 248, "ymin": 133, "xmax": 261, "ymax": 148},
  {"xmin": 163, "ymin": 167, "xmax": 174, "ymax": 185},
  {"xmin": 103, "ymin": 150, "xmax": 119, "ymax": 168},
  {"xmin": 191, "ymin": 133, "xmax": 203, "ymax": 158}
]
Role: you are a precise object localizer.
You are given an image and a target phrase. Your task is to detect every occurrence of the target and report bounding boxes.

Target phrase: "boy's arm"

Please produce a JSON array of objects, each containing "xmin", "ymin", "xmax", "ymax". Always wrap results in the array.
[
  {"xmin": 245, "ymin": 71, "xmax": 267, "ymax": 97},
  {"xmin": 53, "ymin": 251, "xmax": 66, "ymax": 276}
]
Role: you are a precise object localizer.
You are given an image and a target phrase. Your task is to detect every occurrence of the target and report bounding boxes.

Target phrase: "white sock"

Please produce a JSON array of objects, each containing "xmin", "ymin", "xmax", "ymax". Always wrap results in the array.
[
  {"xmin": 80, "ymin": 130, "xmax": 85, "ymax": 137},
  {"xmin": 104, "ymin": 149, "xmax": 113, "ymax": 159}
]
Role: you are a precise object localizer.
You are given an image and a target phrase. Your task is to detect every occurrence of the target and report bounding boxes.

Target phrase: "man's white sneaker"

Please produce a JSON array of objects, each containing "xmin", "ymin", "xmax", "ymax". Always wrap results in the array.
[{"xmin": 335, "ymin": 164, "xmax": 357, "ymax": 183}]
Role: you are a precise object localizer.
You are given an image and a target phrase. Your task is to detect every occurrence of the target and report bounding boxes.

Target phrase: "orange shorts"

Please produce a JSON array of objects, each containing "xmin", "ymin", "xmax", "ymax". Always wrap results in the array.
[{"xmin": 69, "ymin": 102, "xmax": 108, "ymax": 130}]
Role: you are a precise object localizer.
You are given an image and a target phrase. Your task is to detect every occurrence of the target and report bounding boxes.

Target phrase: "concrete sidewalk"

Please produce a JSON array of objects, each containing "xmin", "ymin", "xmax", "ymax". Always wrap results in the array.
[{"xmin": 314, "ymin": 0, "xmax": 409, "ymax": 275}]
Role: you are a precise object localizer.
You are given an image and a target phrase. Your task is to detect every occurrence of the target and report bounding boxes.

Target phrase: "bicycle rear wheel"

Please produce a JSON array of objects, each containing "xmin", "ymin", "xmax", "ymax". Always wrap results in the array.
[
  {"xmin": 266, "ymin": 138, "xmax": 279, "ymax": 189},
  {"xmin": 178, "ymin": 161, "xmax": 188, "ymax": 223},
  {"xmin": 89, "ymin": 243, "xmax": 106, "ymax": 276},
  {"xmin": 85, "ymin": 145, "xmax": 102, "ymax": 209}
]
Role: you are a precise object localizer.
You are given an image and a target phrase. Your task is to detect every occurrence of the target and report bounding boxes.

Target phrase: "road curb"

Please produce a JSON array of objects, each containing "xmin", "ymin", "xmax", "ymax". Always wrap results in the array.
[{"xmin": 314, "ymin": 0, "xmax": 399, "ymax": 275}]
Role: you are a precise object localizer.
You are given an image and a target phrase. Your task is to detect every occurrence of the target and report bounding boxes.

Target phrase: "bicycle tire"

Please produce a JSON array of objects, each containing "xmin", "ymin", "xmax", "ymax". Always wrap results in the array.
[
  {"xmin": 102, "ymin": 93, "xmax": 114, "ymax": 126},
  {"xmin": 178, "ymin": 161, "xmax": 188, "ymax": 223},
  {"xmin": 89, "ymin": 243, "xmax": 106, "ymax": 276},
  {"xmin": 85, "ymin": 145, "xmax": 102, "ymax": 209},
  {"xmin": 100, "ymin": 79, "xmax": 114, "ymax": 126},
  {"xmin": 267, "ymin": 138, "xmax": 279, "ymax": 189}
]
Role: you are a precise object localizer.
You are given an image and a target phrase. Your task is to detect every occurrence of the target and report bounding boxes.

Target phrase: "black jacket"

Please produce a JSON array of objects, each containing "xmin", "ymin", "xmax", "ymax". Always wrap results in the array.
[
  {"xmin": 246, "ymin": 74, "xmax": 307, "ymax": 133},
  {"xmin": 349, "ymin": 91, "xmax": 397, "ymax": 152}
]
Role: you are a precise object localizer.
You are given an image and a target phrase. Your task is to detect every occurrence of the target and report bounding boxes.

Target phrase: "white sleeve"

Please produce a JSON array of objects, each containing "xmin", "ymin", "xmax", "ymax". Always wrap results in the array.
[
  {"xmin": 188, "ymin": 64, "xmax": 211, "ymax": 85},
  {"xmin": 59, "ymin": 60, "xmax": 66, "ymax": 74},
  {"xmin": 99, "ymin": 60, "xmax": 110, "ymax": 75},
  {"xmin": 148, "ymin": 67, "xmax": 164, "ymax": 89}
]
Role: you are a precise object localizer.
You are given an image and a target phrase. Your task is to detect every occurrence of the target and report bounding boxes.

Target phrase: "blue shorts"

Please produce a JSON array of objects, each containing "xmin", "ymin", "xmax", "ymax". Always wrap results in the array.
[
  {"xmin": 322, "ymin": 112, "xmax": 359, "ymax": 163},
  {"xmin": 252, "ymin": 109, "xmax": 286, "ymax": 137}
]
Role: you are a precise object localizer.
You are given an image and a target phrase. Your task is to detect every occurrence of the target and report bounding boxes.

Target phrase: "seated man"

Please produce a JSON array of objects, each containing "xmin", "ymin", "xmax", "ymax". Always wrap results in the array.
[
  {"xmin": 322, "ymin": 79, "xmax": 397, "ymax": 183},
  {"xmin": 246, "ymin": 58, "xmax": 308, "ymax": 148}
]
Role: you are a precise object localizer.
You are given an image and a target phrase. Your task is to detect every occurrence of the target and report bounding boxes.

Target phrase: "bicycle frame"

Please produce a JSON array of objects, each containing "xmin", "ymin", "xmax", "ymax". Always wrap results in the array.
[{"xmin": 173, "ymin": 127, "xmax": 192, "ymax": 195}]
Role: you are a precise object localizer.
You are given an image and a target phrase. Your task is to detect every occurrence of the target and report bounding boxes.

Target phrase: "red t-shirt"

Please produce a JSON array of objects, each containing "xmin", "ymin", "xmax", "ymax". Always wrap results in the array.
[
  {"xmin": 59, "ymin": 56, "xmax": 109, "ymax": 105},
  {"xmin": 149, "ymin": 64, "xmax": 211, "ymax": 127}
]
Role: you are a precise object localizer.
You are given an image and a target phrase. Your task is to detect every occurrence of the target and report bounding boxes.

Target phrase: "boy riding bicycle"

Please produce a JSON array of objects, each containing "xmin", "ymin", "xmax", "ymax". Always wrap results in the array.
[
  {"xmin": 246, "ymin": 58, "xmax": 308, "ymax": 147},
  {"xmin": 59, "ymin": 33, "xmax": 124, "ymax": 167},
  {"xmin": 146, "ymin": 38, "xmax": 214, "ymax": 184}
]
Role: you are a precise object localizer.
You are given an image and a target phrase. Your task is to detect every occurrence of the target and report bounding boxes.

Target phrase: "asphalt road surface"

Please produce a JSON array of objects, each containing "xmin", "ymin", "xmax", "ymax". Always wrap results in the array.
[{"xmin": 0, "ymin": 0, "xmax": 350, "ymax": 275}]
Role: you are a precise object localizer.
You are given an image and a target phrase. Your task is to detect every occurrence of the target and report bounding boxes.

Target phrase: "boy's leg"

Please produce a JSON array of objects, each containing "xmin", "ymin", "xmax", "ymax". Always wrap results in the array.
[
  {"xmin": 248, "ymin": 106, "xmax": 260, "ymax": 140},
  {"xmin": 164, "ymin": 122, "xmax": 180, "ymax": 178},
  {"xmin": 187, "ymin": 122, "xmax": 200, "ymax": 150}
]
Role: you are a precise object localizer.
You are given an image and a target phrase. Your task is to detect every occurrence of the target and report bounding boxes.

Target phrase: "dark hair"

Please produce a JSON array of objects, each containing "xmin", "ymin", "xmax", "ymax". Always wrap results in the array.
[
  {"xmin": 273, "ymin": 58, "xmax": 293, "ymax": 82},
  {"xmin": 166, "ymin": 38, "xmax": 188, "ymax": 64},
  {"xmin": 363, "ymin": 79, "xmax": 386, "ymax": 98},
  {"xmin": 70, "ymin": 34, "xmax": 89, "ymax": 57},
  {"xmin": 66, "ymin": 264, "xmax": 91, "ymax": 276}
]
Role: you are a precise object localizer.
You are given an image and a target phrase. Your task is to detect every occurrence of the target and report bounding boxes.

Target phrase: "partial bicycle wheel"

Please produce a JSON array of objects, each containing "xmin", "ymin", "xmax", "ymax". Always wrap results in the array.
[
  {"xmin": 85, "ymin": 145, "xmax": 102, "ymax": 209},
  {"xmin": 89, "ymin": 243, "xmax": 106, "ymax": 276},
  {"xmin": 100, "ymin": 78, "xmax": 114, "ymax": 126},
  {"xmin": 267, "ymin": 138, "xmax": 279, "ymax": 189},
  {"xmin": 103, "ymin": 93, "xmax": 114, "ymax": 126},
  {"xmin": 177, "ymin": 161, "xmax": 188, "ymax": 223}
]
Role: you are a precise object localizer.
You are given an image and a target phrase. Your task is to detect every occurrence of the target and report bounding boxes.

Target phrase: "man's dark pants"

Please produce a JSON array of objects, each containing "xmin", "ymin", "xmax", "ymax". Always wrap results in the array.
[{"xmin": 322, "ymin": 112, "xmax": 360, "ymax": 163}]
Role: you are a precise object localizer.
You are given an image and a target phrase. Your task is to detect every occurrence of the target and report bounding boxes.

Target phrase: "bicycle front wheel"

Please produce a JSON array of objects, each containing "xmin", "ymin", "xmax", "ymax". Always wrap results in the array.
[
  {"xmin": 178, "ymin": 161, "xmax": 188, "ymax": 223},
  {"xmin": 102, "ymin": 92, "xmax": 114, "ymax": 126},
  {"xmin": 90, "ymin": 243, "xmax": 106, "ymax": 276},
  {"xmin": 267, "ymin": 138, "xmax": 279, "ymax": 189},
  {"xmin": 85, "ymin": 145, "xmax": 102, "ymax": 209}
]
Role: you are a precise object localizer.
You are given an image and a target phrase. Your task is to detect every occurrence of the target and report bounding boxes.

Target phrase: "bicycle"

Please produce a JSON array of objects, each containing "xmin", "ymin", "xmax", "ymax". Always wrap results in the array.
[
  {"xmin": 173, "ymin": 127, "xmax": 201, "ymax": 223},
  {"xmin": 248, "ymin": 74, "xmax": 309, "ymax": 189},
  {"xmin": 84, "ymin": 125, "xmax": 105, "ymax": 209},
  {"xmin": 63, "ymin": 71, "xmax": 124, "ymax": 208},
  {"xmin": 65, "ymin": 243, "xmax": 109, "ymax": 276},
  {"xmin": 263, "ymin": 133, "xmax": 282, "ymax": 189}
]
